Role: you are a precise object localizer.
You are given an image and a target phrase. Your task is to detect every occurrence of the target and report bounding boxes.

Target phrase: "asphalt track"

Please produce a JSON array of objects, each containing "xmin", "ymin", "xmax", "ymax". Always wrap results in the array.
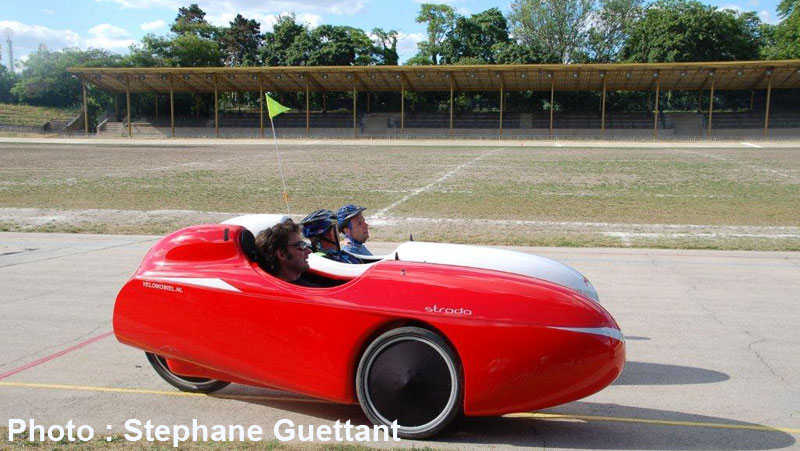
[{"xmin": 1, "ymin": 232, "xmax": 799, "ymax": 449}]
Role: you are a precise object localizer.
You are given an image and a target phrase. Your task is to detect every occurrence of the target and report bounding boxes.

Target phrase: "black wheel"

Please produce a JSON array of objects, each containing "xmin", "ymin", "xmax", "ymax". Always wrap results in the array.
[
  {"xmin": 145, "ymin": 352, "xmax": 230, "ymax": 393},
  {"xmin": 356, "ymin": 327, "xmax": 463, "ymax": 439}
]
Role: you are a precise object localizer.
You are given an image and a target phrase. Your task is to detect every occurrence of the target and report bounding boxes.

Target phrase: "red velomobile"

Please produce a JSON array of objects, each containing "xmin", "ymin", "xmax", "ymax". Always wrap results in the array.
[{"xmin": 113, "ymin": 214, "xmax": 625, "ymax": 438}]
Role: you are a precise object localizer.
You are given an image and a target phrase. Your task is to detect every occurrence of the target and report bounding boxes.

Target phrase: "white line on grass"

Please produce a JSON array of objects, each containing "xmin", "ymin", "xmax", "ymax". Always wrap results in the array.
[
  {"xmin": 741, "ymin": 142, "xmax": 763, "ymax": 148},
  {"xmin": 673, "ymin": 149, "xmax": 797, "ymax": 180},
  {"xmin": 372, "ymin": 147, "xmax": 506, "ymax": 218}
]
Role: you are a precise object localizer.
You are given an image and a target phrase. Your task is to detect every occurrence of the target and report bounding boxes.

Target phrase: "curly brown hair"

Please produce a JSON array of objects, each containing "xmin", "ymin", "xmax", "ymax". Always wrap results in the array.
[{"xmin": 255, "ymin": 218, "xmax": 300, "ymax": 276}]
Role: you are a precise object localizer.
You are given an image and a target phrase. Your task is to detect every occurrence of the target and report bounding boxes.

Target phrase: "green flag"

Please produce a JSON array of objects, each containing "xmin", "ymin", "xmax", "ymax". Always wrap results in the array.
[{"xmin": 266, "ymin": 94, "xmax": 291, "ymax": 119}]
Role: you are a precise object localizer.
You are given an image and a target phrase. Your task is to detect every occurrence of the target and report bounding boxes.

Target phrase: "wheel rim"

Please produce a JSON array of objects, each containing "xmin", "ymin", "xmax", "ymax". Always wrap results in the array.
[
  {"xmin": 151, "ymin": 355, "xmax": 222, "ymax": 388},
  {"xmin": 363, "ymin": 336, "xmax": 458, "ymax": 434}
]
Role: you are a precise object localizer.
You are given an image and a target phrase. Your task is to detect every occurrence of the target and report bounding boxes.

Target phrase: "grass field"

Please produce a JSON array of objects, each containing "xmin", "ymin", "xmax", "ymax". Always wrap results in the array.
[{"xmin": 1, "ymin": 140, "xmax": 799, "ymax": 250}]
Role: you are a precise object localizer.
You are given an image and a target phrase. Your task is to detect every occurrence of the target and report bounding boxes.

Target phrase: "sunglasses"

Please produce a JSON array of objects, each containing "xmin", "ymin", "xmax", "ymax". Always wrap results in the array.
[{"xmin": 288, "ymin": 241, "xmax": 311, "ymax": 251}]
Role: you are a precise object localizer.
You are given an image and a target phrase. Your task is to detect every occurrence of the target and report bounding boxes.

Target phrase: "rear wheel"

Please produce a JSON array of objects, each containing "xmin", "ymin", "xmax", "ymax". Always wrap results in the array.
[
  {"xmin": 356, "ymin": 327, "xmax": 463, "ymax": 439},
  {"xmin": 145, "ymin": 352, "xmax": 230, "ymax": 393}
]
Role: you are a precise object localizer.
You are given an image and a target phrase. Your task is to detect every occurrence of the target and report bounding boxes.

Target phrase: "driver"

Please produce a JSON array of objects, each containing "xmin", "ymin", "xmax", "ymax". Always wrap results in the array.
[
  {"xmin": 301, "ymin": 209, "xmax": 363, "ymax": 264},
  {"xmin": 254, "ymin": 218, "xmax": 316, "ymax": 285},
  {"xmin": 337, "ymin": 204, "xmax": 371, "ymax": 256}
]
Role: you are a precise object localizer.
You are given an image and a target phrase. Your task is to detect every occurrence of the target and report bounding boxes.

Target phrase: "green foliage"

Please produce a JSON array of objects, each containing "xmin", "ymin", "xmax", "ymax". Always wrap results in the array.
[
  {"xmin": 0, "ymin": 65, "xmax": 18, "ymax": 103},
  {"xmin": 136, "ymin": 33, "xmax": 224, "ymax": 67},
  {"xmin": 220, "ymin": 14, "xmax": 262, "ymax": 66},
  {"xmin": 585, "ymin": 0, "xmax": 645, "ymax": 62},
  {"xmin": 170, "ymin": 3, "xmax": 218, "ymax": 39},
  {"xmin": 415, "ymin": 3, "xmax": 458, "ymax": 64},
  {"xmin": 508, "ymin": 0, "xmax": 594, "ymax": 63},
  {"xmin": 372, "ymin": 28, "xmax": 399, "ymax": 65},
  {"xmin": 763, "ymin": 0, "xmax": 800, "ymax": 58},
  {"xmin": 444, "ymin": 8, "xmax": 511, "ymax": 64},
  {"xmin": 11, "ymin": 48, "xmax": 119, "ymax": 107},
  {"xmin": 621, "ymin": 0, "xmax": 764, "ymax": 62}
]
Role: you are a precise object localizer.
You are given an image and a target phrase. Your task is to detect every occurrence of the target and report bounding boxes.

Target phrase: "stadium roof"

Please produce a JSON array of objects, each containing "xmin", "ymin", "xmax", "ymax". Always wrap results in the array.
[{"xmin": 69, "ymin": 60, "xmax": 800, "ymax": 94}]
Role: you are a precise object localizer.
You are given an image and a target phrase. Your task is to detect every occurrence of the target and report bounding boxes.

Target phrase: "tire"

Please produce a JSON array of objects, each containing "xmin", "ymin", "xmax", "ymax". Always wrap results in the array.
[
  {"xmin": 356, "ymin": 327, "xmax": 463, "ymax": 439},
  {"xmin": 145, "ymin": 352, "xmax": 230, "ymax": 393}
]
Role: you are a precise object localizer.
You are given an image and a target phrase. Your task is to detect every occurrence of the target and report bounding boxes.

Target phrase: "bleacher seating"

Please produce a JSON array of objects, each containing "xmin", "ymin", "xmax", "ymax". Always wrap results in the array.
[
  {"xmin": 400, "ymin": 112, "xmax": 521, "ymax": 129},
  {"xmin": 706, "ymin": 111, "xmax": 800, "ymax": 129}
]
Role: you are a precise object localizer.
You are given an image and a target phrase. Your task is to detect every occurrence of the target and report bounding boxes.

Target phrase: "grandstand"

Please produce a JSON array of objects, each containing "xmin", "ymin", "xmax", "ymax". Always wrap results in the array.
[{"xmin": 68, "ymin": 60, "xmax": 800, "ymax": 139}]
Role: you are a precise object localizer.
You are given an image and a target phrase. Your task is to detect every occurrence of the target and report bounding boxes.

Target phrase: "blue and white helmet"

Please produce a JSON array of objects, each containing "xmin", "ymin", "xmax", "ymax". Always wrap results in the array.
[
  {"xmin": 301, "ymin": 209, "xmax": 336, "ymax": 239},
  {"xmin": 337, "ymin": 204, "xmax": 366, "ymax": 233}
]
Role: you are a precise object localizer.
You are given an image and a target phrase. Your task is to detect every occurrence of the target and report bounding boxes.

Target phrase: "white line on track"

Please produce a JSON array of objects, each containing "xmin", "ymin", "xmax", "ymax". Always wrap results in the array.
[
  {"xmin": 373, "ymin": 147, "xmax": 506, "ymax": 218},
  {"xmin": 741, "ymin": 142, "xmax": 763, "ymax": 148}
]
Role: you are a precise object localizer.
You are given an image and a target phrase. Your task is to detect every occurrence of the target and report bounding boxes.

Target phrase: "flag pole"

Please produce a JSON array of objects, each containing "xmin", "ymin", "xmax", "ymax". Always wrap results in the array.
[{"xmin": 269, "ymin": 113, "xmax": 290, "ymax": 215}]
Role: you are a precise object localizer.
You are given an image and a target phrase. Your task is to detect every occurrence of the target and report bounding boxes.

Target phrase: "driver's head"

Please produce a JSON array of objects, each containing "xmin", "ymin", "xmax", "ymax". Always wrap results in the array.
[
  {"xmin": 337, "ymin": 204, "xmax": 369, "ymax": 243},
  {"xmin": 255, "ymin": 219, "xmax": 310, "ymax": 280},
  {"xmin": 300, "ymin": 209, "xmax": 338, "ymax": 251}
]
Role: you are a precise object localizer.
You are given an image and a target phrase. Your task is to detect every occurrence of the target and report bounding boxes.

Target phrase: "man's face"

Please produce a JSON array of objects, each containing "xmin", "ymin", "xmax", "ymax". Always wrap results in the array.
[
  {"xmin": 280, "ymin": 232, "xmax": 310, "ymax": 274},
  {"xmin": 348, "ymin": 212, "xmax": 369, "ymax": 242}
]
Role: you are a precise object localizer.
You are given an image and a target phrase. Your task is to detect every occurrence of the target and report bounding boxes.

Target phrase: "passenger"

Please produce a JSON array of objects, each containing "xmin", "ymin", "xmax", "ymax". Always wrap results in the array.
[
  {"xmin": 301, "ymin": 209, "xmax": 363, "ymax": 264},
  {"xmin": 337, "ymin": 204, "xmax": 372, "ymax": 256},
  {"xmin": 254, "ymin": 218, "xmax": 316, "ymax": 286}
]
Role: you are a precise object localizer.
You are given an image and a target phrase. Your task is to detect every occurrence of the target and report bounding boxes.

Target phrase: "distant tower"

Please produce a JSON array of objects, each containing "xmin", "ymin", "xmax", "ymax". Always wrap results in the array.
[{"xmin": 3, "ymin": 28, "xmax": 13, "ymax": 73}]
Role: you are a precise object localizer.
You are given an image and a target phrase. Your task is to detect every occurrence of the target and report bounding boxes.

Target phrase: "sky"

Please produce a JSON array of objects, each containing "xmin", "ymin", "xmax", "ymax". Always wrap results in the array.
[{"xmin": 0, "ymin": 0, "xmax": 783, "ymax": 72}]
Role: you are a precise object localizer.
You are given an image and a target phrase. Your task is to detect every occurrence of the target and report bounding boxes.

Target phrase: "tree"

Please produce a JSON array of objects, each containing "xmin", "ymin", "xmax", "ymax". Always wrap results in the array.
[
  {"xmin": 171, "ymin": 4, "xmax": 217, "ymax": 39},
  {"xmin": 11, "ymin": 48, "xmax": 119, "ymax": 107},
  {"xmin": 307, "ymin": 25, "xmax": 377, "ymax": 66},
  {"xmin": 444, "ymin": 8, "xmax": 511, "ymax": 64},
  {"xmin": 415, "ymin": 3, "xmax": 458, "ymax": 64},
  {"xmin": 372, "ymin": 28, "xmax": 399, "ymax": 65},
  {"xmin": 0, "ymin": 64, "xmax": 18, "ymax": 103},
  {"xmin": 764, "ymin": 0, "xmax": 800, "ymax": 58},
  {"xmin": 585, "ymin": 0, "xmax": 644, "ymax": 62},
  {"xmin": 620, "ymin": 0, "xmax": 764, "ymax": 62},
  {"xmin": 261, "ymin": 14, "xmax": 309, "ymax": 66},
  {"xmin": 508, "ymin": 0, "xmax": 594, "ymax": 63},
  {"xmin": 220, "ymin": 14, "xmax": 262, "ymax": 66}
]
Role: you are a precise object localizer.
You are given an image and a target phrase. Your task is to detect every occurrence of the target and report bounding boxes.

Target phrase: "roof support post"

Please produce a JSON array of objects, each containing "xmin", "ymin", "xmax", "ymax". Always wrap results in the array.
[
  {"xmin": 353, "ymin": 87, "xmax": 358, "ymax": 139},
  {"xmin": 449, "ymin": 76, "xmax": 454, "ymax": 136},
  {"xmin": 499, "ymin": 78, "xmax": 504, "ymax": 137},
  {"xmin": 549, "ymin": 77, "xmax": 554, "ymax": 137},
  {"xmin": 214, "ymin": 76, "xmax": 219, "ymax": 138},
  {"xmin": 707, "ymin": 79, "xmax": 715, "ymax": 138},
  {"xmin": 82, "ymin": 80, "xmax": 88, "ymax": 136},
  {"xmin": 126, "ymin": 76, "xmax": 132, "ymax": 138},
  {"xmin": 305, "ymin": 75, "xmax": 310, "ymax": 137},
  {"xmin": 195, "ymin": 93, "xmax": 200, "ymax": 122},
  {"xmin": 601, "ymin": 78, "xmax": 606, "ymax": 135},
  {"xmin": 764, "ymin": 74, "xmax": 772, "ymax": 138},
  {"xmin": 653, "ymin": 78, "xmax": 660, "ymax": 140},
  {"xmin": 154, "ymin": 92, "xmax": 158, "ymax": 121},
  {"xmin": 367, "ymin": 92, "xmax": 371, "ymax": 114},
  {"xmin": 401, "ymin": 78, "xmax": 405, "ymax": 132},
  {"xmin": 750, "ymin": 90, "xmax": 755, "ymax": 112},
  {"xmin": 114, "ymin": 93, "xmax": 118, "ymax": 119},
  {"xmin": 259, "ymin": 82, "xmax": 264, "ymax": 139},
  {"xmin": 170, "ymin": 83, "xmax": 175, "ymax": 138}
]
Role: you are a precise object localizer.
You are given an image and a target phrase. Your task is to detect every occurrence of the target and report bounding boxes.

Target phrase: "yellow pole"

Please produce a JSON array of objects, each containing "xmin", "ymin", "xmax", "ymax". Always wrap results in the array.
[
  {"xmin": 653, "ymin": 79, "xmax": 660, "ymax": 139},
  {"xmin": 353, "ymin": 87, "xmax": 357, "ymax": 138},
  {"xmin": 170, "ymin": 86, "xmax": 175, "ymax": 137},
  {"xmin": 707, "ymin": 80, "xmax": 715, "ymax": 138},
  {"xmin": 305, "ymin": 75, "xmax": 310, "ymax": 137},
  {"xmin": 126, "ymin": 77, "xmax": 131, "ymax": 138},
  {"xmin": 549, "ymin": 77, "xmax": 554, "ymax": 136},
  {"xmin": 214, "ymin": 77, "xmax": 219, "ymax": 138},
  {"xmin": 401, "ymin": 78, "xmax": 405, "ymax": 131},
  {"xmin": 499, "ymin": 78, "xmax": 504, "ymax": 136},
  {"xmin": 449, "ymin": 77, "xmax": 454, "ymax": 136},
  {"xmin": 259, "ymin": 83, "xmax": 264, "ymax": 139},
  {"xmin": 82, "ymin": 80, "xmax": 88, "ymax": 136},
  {"xmin": 601, "ymin": 78, "xmax": 606, "ymax": 134},
  {"xmin": 764, "ymin": 75, "xmax": 772, "ymax": 138}
]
